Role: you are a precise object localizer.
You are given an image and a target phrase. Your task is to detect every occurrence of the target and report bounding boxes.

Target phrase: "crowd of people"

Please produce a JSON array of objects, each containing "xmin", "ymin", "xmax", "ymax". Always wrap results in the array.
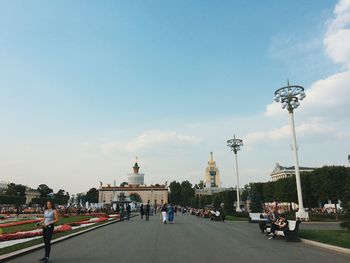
[
  {"xmin": 189, "ymin": 207, "xmax": 225, "ymax": 222},
  {"xmin": 139, "ymin": 201, "xmax": 180, "ymax": 224}
]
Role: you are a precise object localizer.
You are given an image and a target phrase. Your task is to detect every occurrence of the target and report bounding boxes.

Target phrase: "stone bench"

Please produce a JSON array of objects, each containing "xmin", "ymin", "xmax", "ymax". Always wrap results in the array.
[{"xmin": 249, "ymin": 213, "xmax": 269, "ymax": 223}]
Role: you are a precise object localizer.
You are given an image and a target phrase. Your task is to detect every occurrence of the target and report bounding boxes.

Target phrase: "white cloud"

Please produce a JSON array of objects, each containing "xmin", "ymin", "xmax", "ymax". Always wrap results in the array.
[
  {"xmin": 101, "ymin": 130, "xmax": 201, "ymax": 154},
  {"xmin": 265, "ymin": 70, "xmax": 350, "ymax": 117},
  {"xmin": 126, "ymin": 130, "xmax": 201, "ymax": 152},
  {"xmin": 324, "ymin": 0, "xmax": 350, "ymax": 67},
  {"xmin": 244, "ymin": 120, "xmax": 337, "ymax": 145},
  {"xmin": 101, "ymin": 141, "xmax": 124, "ymax": 155},
  {"xmin": 265, "ymin": 0, "xmax": 350, "ymax": 119}
]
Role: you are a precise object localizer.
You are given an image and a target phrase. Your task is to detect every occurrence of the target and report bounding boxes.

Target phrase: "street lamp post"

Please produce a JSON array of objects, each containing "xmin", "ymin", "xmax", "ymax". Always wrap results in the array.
[
  {"xmin": 227, "ymin": 135, "xmax": 243, "ymax": 212},
  {"xmin": 274, "ymin": 81, "xmax": 309, "ymax": 220}
]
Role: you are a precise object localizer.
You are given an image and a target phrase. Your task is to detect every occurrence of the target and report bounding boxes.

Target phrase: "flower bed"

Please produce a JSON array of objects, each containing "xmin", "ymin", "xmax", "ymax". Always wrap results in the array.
[
  {"xmin": 0, "ymin": 219, "xmax": 41, "ymax": 228},
  {"xmin": 0, "ymin": 224, "xmax": 72, "ymax": 242},
  {"xmin": 73, "ymin": 217, "xmax": 109, "ymax": 225}
]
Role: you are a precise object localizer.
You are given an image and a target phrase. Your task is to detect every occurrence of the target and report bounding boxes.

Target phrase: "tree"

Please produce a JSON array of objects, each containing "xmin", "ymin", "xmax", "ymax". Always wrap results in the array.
[
  {"xmin": 340, "ymin": 190, "xmax": 350, "ymax": 230},
  {"xmin": 194, "ymin": 180, "xmax": 204, "ymax": 189},
  {"xmin": 311, "ymin": 166, "xmax": 349, "ymax": 220},
  {"xmin": 223, "ymin": 190, "xmax": 235, "ymax": 214},
  {"xmin": 301, "ymin": 172, "xmax": 318, "ymax": 209},
  {"xmin": 0, "ymin": 195, "xmax": 26, "ymax": 205},
  {"xmin": 241, "ymin": 184, "xmax": 250, "ymax": 201},
  {"xmin": 86, "ymin": 188, "xmax": 99, "ymax": 203},
  {"xmin": 212, "ymin": 193, "xmax": 222, "ymax": 209},
  {"xmin": 37, "ymin": 184, "xmax": 53, "ymax": 197},
  {"xmin": 250, "ymin": 193, "xmax": 263, "ymax": 213},
  {"xmin": 169, "ymin": 181, "xmax": 182, "ymax": 205},
  {"xmin": 120, "ymin": 182, "xmax": 128, "ymax": 187},
  {"xmin": 249, "ymin": 183, "xmax": 264, "ymax": 212},
  {"xmin": 54, "ymin": 189, "xmax": 70, "ymax": 205},
  {"xmin": 180, "ymin": 181, "xmax": 195, "ymax": 206},
  {"xmin": 262, "ymin": 182, "xmax": 275, "ymax": 202},
  {"xmin": 6, "ymin": 183, "xmax": 26, "ymax": 197}
]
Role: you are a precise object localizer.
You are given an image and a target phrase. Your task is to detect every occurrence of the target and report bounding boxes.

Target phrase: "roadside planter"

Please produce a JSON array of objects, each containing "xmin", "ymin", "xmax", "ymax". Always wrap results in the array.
[
  {"xmin": 0, "ymin": 225, "xmax": 72, "ymax": 242},
  {"xmin": 0, "ymin": 219, "xmax": 41, "ymax": 228}
]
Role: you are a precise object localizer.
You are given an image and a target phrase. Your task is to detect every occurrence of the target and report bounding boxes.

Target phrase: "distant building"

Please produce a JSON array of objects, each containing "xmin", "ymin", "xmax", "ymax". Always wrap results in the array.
[
  {"xmin": 0, "ymin": 180, "xmax": 9, "ymax": 191},
  {"xmin": 270, "ymin": 163, "xmax": 315, "ymax": 181},
  {"xmin": 196, "ymin": 152, "xmax": 225, "ymax": 196},
  {"xmin": 98, "ymin": 159, "xmax": 168, "ymax": 206},
  {"xmin": 127, "ymin": 160, "xmax": 144, "ymax": 186},
  {"xmin": 25, "ymin": 188, "xmax": 40, "ymax": 205},
  {"xmin": 204, "ymin": 152, "xmax": 222, "ymax": 188}
]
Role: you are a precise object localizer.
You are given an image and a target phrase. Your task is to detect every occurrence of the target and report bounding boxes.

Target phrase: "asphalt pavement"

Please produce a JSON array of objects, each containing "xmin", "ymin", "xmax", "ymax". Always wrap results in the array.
[{"xmin": 6, "ymin": 214, "xmax": 350, "ymax": 263}]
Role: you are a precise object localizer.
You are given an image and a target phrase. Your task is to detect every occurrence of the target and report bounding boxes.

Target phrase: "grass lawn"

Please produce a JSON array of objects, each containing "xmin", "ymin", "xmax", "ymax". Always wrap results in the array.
[
  {"xmin": 225, "ymin": 215, "xmax": 249, "ymax": 222},
  {"xmin": 299, "ymin": 229, "xmax": 350, "ymax": 249},
  {"xmin": 2, "ymin": 215, "xmax": 92, "ymax": 234},
  {"xmin": 0, "ymin": 219, "xmax": 114, "ymax": 256}
]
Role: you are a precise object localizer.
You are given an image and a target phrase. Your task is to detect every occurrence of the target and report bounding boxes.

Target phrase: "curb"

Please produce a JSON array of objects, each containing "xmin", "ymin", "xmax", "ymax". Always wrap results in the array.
[
  {"xmin": 301, "ymin": 238, "xmax": 350, "ymax": 255},
  {"xmin": 302, "ymin": 222, "xmax": 340, "ymax": 224},
  {"xmin": 0, "ymin": 215, "xmax": 136, "ymax": 262}
]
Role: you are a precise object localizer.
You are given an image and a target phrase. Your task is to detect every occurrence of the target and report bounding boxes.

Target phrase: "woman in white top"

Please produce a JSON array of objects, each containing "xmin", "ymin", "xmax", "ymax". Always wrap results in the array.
[{"xmin": 39, "ymin": 200, "xmax": 59, "ymax": 263}]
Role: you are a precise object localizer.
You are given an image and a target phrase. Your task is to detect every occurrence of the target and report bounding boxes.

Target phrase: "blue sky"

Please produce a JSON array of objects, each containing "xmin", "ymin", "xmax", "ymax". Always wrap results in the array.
[{"xmin": 1, "ymin": 0, "xmax": 349, "ymax": 194}]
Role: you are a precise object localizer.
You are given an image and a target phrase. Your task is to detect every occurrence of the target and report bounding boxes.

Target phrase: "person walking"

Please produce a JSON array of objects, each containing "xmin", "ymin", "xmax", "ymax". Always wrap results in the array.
[
  {"xmin": 161, "ymin": 204, "xmax": 167, "ymax": 224},
  {"xmin": 145, "ymin": 200, "xmax": 150, "ymax": 221},
  {"xmin": 39, "ymin": 200, "xmax": 59, "ymax": 263},
  {"xmin": 126, "ymin": 203, "xmax": 131, "ymax": 220},
  {"xmin": 120, "ymin": 203, "xmax": 125, "ymax": 222},
  {"xmin": 140, "ymin": 204, "xmax": 144, "ymax": 219},
  {"xmin": 168, "ymin": 204, "xmax": 175, "ymax": 224}
]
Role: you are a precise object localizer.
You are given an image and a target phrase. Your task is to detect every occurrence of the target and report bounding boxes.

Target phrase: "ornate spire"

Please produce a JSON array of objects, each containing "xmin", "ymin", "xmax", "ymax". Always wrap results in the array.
[{"xmin": 133, "ymin": 157, "xmax": 140, "ymax": 174}]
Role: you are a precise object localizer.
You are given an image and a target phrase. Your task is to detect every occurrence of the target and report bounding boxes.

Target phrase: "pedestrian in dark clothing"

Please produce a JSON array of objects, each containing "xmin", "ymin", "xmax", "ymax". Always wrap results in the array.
[
  {"xmin": 120, "ymin": 204, "xmax": 125, "ymax": 222},
  {"xmin": 140, "ymin": 204, "xmax": 144, "ymax": 219},
  {"xmin": 220, "ymin": 207, "xmax": 225, "ymax": 222},
  {"xmin": 145, "ymin": 201, "xmax": 151, "ymax": 221},
  {"xmin": 126, "ymin": 203, "xmax": 131, "ymax": 220}
]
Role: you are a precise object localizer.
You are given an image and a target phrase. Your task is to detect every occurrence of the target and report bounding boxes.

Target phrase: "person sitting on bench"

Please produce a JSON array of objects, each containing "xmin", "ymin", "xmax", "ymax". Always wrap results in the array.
[{"xmin": 268, "ymin": 214, "xmax": 288, "ymax": 239}]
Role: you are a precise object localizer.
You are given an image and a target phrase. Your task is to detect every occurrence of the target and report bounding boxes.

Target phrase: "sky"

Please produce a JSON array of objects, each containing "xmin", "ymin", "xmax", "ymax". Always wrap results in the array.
[{"xmin": 0, "ymin": 0, "xmax": 349, "ymax": 195}]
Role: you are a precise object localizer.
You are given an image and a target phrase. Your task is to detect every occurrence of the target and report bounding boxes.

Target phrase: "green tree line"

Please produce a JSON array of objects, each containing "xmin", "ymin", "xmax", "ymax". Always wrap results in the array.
[
  {"xmin": 168, "ymin": 166, "xmax": 350, "ymax": 216},
  {"xmin": 248, "ymin": 166, "xmax": 350, "ymax": 212}
]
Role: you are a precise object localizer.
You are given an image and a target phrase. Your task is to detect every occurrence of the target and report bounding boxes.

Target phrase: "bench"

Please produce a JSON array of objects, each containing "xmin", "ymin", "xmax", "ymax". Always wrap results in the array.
[
  {"xmin": 266, "ymin": 220, "xmax": 301, "ymax": 242},
  {"xmin": 249, "ymin": 213, "xmax": 269, "ymax": 223}
]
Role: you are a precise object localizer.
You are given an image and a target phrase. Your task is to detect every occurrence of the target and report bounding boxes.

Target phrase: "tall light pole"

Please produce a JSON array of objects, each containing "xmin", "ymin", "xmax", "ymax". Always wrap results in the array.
[
  {"xmin": 274, "ymin": 81, "xmax": 309, "ymax": 220},
  {"xmin": 227, "ymin": 135, "xmax": 243, "ymax": 212}
]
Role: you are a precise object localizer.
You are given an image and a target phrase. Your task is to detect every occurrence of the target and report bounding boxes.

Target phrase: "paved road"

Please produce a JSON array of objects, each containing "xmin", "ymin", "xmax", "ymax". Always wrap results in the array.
[{"xmin": 7, "ymin": 214, "xmax": 350, "ymax": 263}]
